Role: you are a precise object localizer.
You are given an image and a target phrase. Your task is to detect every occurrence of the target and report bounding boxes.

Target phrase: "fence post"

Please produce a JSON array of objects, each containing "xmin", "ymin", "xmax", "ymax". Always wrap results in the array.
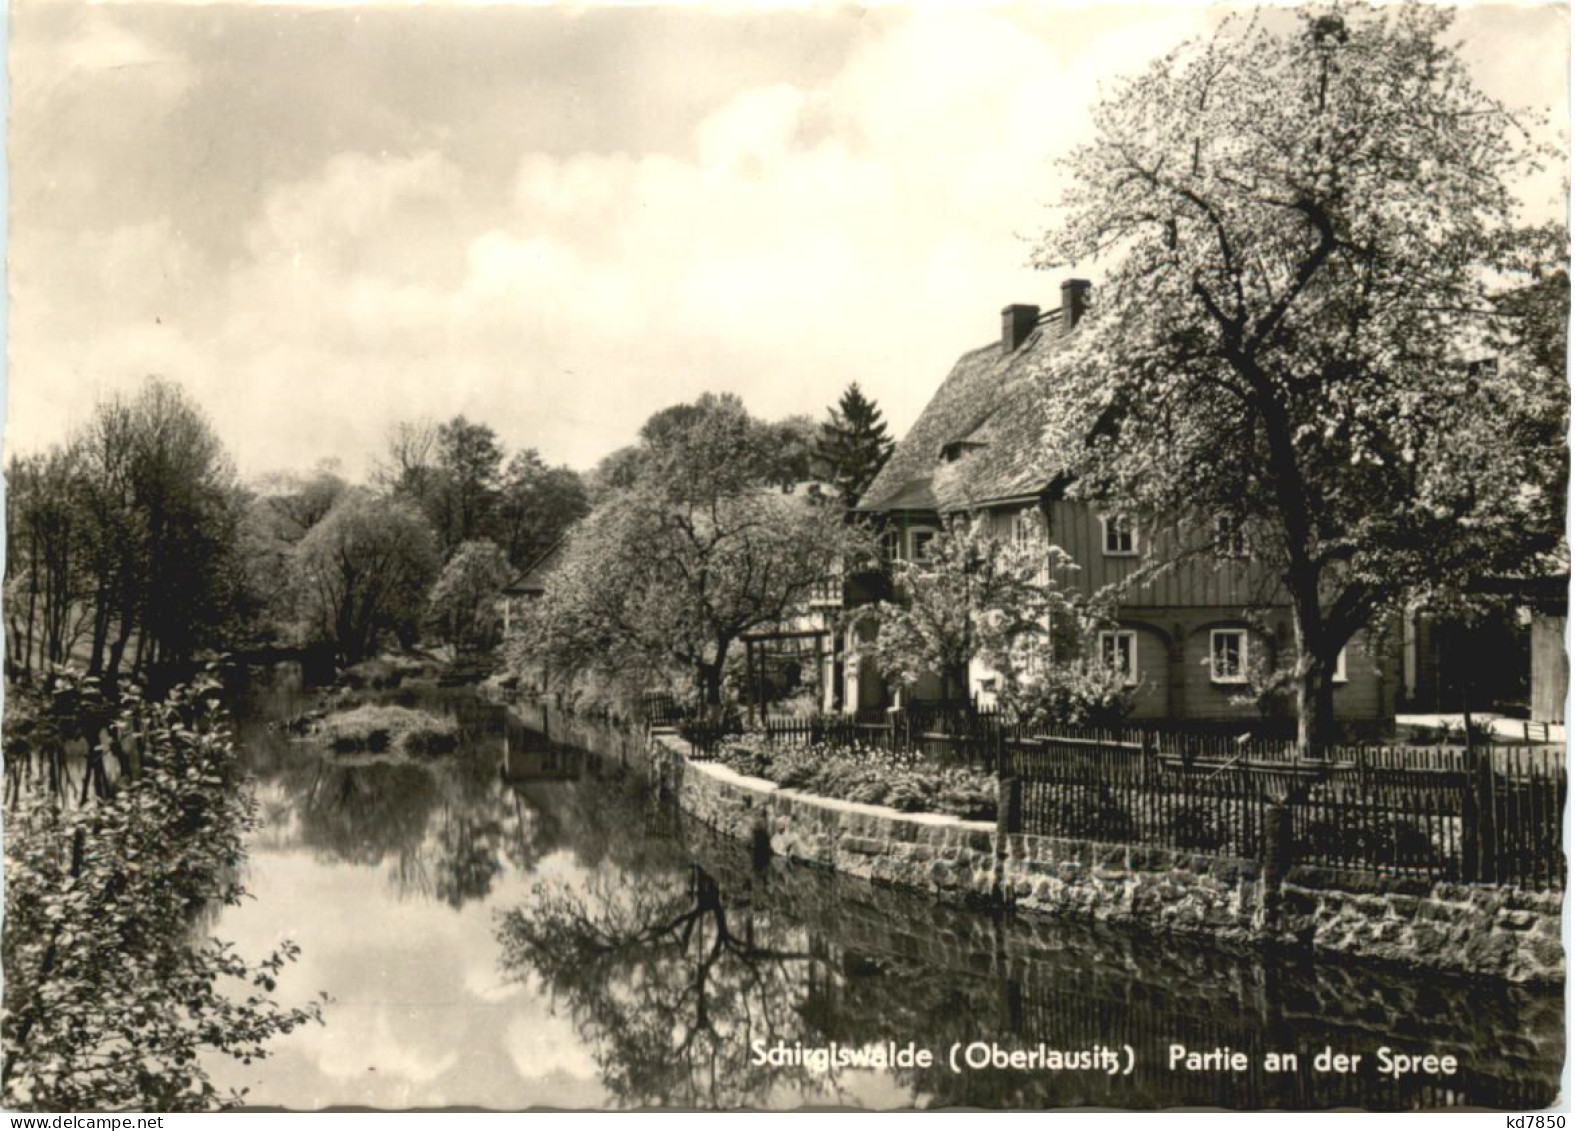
[
  {"xmin": 1460, "ymin": 725, "xmax": 1499, "ymax": 884},
  {"xmin": 1259, "ymin": 802, "xmax": 1293, "ymax": 935},
  {"xmin": 997, "ymin": 774, "xmax": 1023, "ymax": 840}
]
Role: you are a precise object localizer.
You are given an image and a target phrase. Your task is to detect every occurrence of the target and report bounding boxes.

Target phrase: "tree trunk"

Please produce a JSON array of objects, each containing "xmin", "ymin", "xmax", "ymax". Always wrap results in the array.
[
  {"xmin": 1285, "ymin": 559, "xmax": 1340, "ymax": 757},
  {"xmin": 106, "ymin": 609, "xmax": 135, "ymax": 686},
  {"xmin": 88, "ymin": 590, "xmax": 112, "ymax": 676},
  {"xmin": 699, "ymin": 661, "xmax": 724, "ymax": 708},
  {"xmin": 1294, "ymin": 660, "xmax": 1337, "ymax": 757}
]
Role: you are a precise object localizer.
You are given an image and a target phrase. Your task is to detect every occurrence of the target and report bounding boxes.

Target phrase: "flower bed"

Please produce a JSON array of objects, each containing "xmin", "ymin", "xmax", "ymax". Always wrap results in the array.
[{"xmin": 700, "ymin": 734, "xmax": 997, "ymax": 821}]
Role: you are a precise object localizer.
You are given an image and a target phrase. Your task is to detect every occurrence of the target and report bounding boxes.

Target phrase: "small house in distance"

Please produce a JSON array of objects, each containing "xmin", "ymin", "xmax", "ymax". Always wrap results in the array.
[
  {"xmin": 850, "ymin": 279, "xmax": 1401, "ymax": 735},
  {"xmin": 501, "ymin": 540, "xmax": 567, "ymax": 635}
]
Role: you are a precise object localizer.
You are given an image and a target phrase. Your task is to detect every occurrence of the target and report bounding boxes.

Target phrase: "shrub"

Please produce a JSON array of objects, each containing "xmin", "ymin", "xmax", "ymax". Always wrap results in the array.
[
  {"xmin": 311, "ymin": 704, "xmax": 459, "ymax": 758},
  {"xmin": 339, "ymin": 658, "xmax": 402, "ymax": 691},
  {"xmin": 703, "ymin": 736, "xmax": 998, "ymax": 821},
  {"xmin": 3, "ymin": 671, "xmax": 323, "ymax": 1110}
]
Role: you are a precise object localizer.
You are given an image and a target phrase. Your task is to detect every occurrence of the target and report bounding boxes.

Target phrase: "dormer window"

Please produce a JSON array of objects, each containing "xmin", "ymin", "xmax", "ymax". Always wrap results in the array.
[
  {"xmin": 939, "ymin": 439, "xmax": 985, "ymax": 464},
  {"xmin": 1101, "ymin": 514, "xmax": 1137, "ymax": 556}
]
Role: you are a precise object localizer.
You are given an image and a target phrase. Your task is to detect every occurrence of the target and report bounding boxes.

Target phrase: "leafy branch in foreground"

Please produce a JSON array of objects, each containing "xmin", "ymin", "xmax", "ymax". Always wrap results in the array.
[{"xmin": 2, "ymin": 671, "xmax": 325, "ymax": 1112}]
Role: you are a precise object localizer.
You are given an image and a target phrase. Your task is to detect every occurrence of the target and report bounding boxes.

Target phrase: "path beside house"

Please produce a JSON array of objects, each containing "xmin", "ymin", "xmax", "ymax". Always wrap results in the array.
[{"xmin": 1398, "ymin": 713, "xmax": 1565, "ymax": 746}]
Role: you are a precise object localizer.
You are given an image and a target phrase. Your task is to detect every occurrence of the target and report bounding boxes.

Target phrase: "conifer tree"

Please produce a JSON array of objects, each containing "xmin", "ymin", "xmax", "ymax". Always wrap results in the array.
[{"xmin": 815, "ymin": 383, "xmax": 895, "ymax": 509}]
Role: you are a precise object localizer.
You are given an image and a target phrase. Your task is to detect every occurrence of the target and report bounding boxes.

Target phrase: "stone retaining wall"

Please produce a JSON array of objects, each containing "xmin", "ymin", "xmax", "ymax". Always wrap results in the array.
[{"xmin": 651, "ymin": 732, "xmax": 1564, "ymax": 983}]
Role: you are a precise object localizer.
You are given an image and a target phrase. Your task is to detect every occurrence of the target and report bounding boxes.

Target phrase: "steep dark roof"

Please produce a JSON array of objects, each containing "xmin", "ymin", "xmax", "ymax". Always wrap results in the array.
[
  {"xmin": 877, "ymin": 478, "xmax": 939, "ymax": 512},
  {"xmin": 857, "ymin": 308, "xmax": 1078, "ymax": 515},
  {"xmin": 504, "ymin": 539, "xmax": 567, "ymax": 596}
]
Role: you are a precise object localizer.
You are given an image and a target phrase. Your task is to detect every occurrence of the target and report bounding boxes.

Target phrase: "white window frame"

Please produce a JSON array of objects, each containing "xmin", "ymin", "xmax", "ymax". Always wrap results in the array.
[
  {"xmin": 1101, "ymin": 514, "xmax": 1138, "ymax": 557},
  {"xmin": 881, "ymin": 529, "xmax": 902, "ymax": 561},
  {"xmin": 1099, "ymin": 630, "xmax": 1139, "ymax": 686},
  {"xmin": 1012, "ymin": 510, "xmax": 1041, "ymax": 547},
  {"xmin": 1333, "ymin": 646, "xmax": 1348, "ymax": 684},
  {"xmin": 1209, "ymin": 629, "xmax": 1249, "ymax": 684},
  {"xmin": 909, "ymin": 528, "xmax": 937, "ymax": 561}
]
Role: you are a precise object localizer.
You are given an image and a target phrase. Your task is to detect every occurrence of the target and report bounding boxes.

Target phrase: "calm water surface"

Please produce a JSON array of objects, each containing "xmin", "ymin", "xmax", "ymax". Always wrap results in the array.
[{"xmin": 205, "ymin": 673, "xmax": 1565, "ymax": 1110}]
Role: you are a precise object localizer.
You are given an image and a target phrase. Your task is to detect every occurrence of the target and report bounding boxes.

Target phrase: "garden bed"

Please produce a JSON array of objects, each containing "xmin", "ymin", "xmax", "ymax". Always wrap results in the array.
[{"xmin": 698, "ymin": 733, "xmax": 997, "ymax": 821}]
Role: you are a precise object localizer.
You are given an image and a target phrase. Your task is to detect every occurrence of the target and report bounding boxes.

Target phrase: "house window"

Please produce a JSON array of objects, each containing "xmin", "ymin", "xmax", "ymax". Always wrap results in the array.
[
  {"xmin": 910, "ymin": 529, "xmax": 936, "ymax": 561},
  {"xmin": 1333, "ymin": 646, "xmax": 1348, "ymax": 684},
  {"xmin": 1012, "ymin": 511, "xmax": 1041, "ymax": 547},
  {"xmin": 1102, "ymin": 514, "xmax": 1137, "ymax": 556},
  {"xmin": 881, "ymin": 529, "xmax": 902, "ymax": 561},
  {"xmin": 1215, "ymin": 513, "xmax": 1247, "ymax": 558},
  {"xmin": 1099, "ymin": 630, "xmax": 1139, "ymax": 686},
  {"xmin": 1210, "ymin": 629, "xmax": 1248, "ymax": 684}
]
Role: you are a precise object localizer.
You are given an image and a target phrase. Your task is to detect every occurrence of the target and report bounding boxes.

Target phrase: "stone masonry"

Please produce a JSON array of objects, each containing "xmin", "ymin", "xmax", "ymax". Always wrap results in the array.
[{"xmin": 651, "ymin": 731, "xmax": 1564, "ymax": 984}]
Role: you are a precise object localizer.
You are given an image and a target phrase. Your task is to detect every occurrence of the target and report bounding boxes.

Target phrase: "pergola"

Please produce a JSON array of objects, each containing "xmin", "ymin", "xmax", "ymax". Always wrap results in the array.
[{"xmin": 739, "ymin": 628, "xmax": 835, "ymax": 724}]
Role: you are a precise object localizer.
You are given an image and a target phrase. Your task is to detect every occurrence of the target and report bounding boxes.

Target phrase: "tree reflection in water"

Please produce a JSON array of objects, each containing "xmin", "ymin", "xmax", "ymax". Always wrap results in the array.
[
  {"xmin": 224, "ymin": 679, "xmax": 1561, "ymax": 1111},
  {"xmin": 497, "ymin": 851, "xmax": 1565, "ymax": 1112},
  {"xmin": 254, "ymin": 694, "xmax": 675, "ymax": 910},
  {"xmin": 498, "ymin": 865, "xmax": 846, "ymax": 1109},
  {"xmin": 276, "ymin": 756, "xmax": 537, "ymax": 908}
]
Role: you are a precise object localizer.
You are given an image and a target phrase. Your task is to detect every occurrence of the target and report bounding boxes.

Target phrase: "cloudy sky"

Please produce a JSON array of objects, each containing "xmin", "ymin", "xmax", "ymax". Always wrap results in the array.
[{"xmin": 7, "ymin": 1, "xmax": 1568, "ymax": 481}]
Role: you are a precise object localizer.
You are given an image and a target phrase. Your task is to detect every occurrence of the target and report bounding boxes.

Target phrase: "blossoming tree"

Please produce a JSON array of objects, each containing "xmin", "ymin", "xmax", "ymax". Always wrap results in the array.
[
  {"xmin": 520, "ymin": 394, "xmax": 870, "ymax": 712},
  {"xmin": 1035, "ymin": 4, "xmax": 1565, "ymax": 751}
]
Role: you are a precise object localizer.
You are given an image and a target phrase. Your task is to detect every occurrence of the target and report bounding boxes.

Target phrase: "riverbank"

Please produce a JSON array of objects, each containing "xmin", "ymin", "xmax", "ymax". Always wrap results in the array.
[{"xmin": 649, "ymin": 730, "xmax": 1565, "ymax": 984}]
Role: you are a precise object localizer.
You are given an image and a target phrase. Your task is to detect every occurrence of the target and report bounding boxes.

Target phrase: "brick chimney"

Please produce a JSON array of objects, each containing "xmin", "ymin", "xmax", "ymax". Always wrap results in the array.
[
  {"xmin": 1001, "ymin": 304, "xmax": 1040, "ymax": 354},
  {"xmin": 1061, "ymin": 278, "xmax": 1091, "ymax": 331}
]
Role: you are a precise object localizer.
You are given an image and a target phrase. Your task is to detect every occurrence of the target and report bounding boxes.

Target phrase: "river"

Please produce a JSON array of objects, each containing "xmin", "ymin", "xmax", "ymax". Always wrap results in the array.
[{"xmin": 203, "ymin": 670, "xmax": 1565, "ymax": 1110}]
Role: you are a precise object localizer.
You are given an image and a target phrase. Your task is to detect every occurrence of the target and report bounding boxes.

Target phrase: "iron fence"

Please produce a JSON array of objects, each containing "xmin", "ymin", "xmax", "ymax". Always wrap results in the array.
[{"xmin": 672, "ymin": 705, "xmax": 1566, "ymax": 890}]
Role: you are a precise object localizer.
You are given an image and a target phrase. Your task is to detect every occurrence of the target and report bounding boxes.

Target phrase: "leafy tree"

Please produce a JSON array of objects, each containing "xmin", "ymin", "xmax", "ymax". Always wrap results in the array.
[
  {"xmin": 377, "ymin": 416, "xmax": 508, "ymax": 557},
  {"xmin": 373, "ymin": 419, "xmax": 440, "ymax": 510},
  {"xmin": 1035, "ymin": 3, "xmax": 1563, "ymax": 751},
  {"xmin": 69, "ymin": 392, "xmax": 142, "ymax": 681},
  {"xmin": 2, "ymin": 671, "xmax": 323, "ymax": 1110},
  {"xmin": 766, "ymin": 413, "xmax": 822, "ymax": 488},
  {"xmin": 253, "ymin": 463, "xmax": 350, "ymax": 541},
  {"xmin": 522, "ymin": 394, "xmax": 868, "ymax": 708},
  {"xmin": 493, "ymin": 450, "xmax": 590, "ymax": 572},
  {"xmin": 816, "ymin": 383, "xmax": 895, "ymax": 508},
  {"xmin": 431, "ymin": 416, "xmax": 506, "ymax": 554},
  {"xmin": 120, "ymin": 381, "xmax": 249, "ymax": 681},
  {"xmin": 586, "ymin": 444, "xmax": 646, "ymax": 503},
  {"xmin": 5, "ymin": 379, "xmax": 249, "ymax": 688},
  {"xmin": 861, "ymin": 513, "xmax": 1127, "ymax": 722},
  {"xmin": 426, "ymin": 539, "xmax": 513, "ymax": 654},
  {"xmin": 234, "ymin": 465, "xmax": 353, "ymax": 645},
  {"xmin": 1483, "ymin": 222, "xmax": 1570, "ymax": 554},
  {"xmin": 291, "ymin": 490, "xmax": 441, "ymax": 664},
  {"xmin": 5, "ymin": 451, "xmax": 89, "ymax": 681}
]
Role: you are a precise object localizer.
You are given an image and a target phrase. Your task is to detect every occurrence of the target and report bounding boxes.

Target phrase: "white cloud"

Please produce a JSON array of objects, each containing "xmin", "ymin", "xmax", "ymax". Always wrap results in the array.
[
  {"xmin": 9, "ymin": 3, "xmax": 1561, "ymax": 479},
  {"xmin": 39, "ymin": 15, "xmax": 198, "ymax": 100}
]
